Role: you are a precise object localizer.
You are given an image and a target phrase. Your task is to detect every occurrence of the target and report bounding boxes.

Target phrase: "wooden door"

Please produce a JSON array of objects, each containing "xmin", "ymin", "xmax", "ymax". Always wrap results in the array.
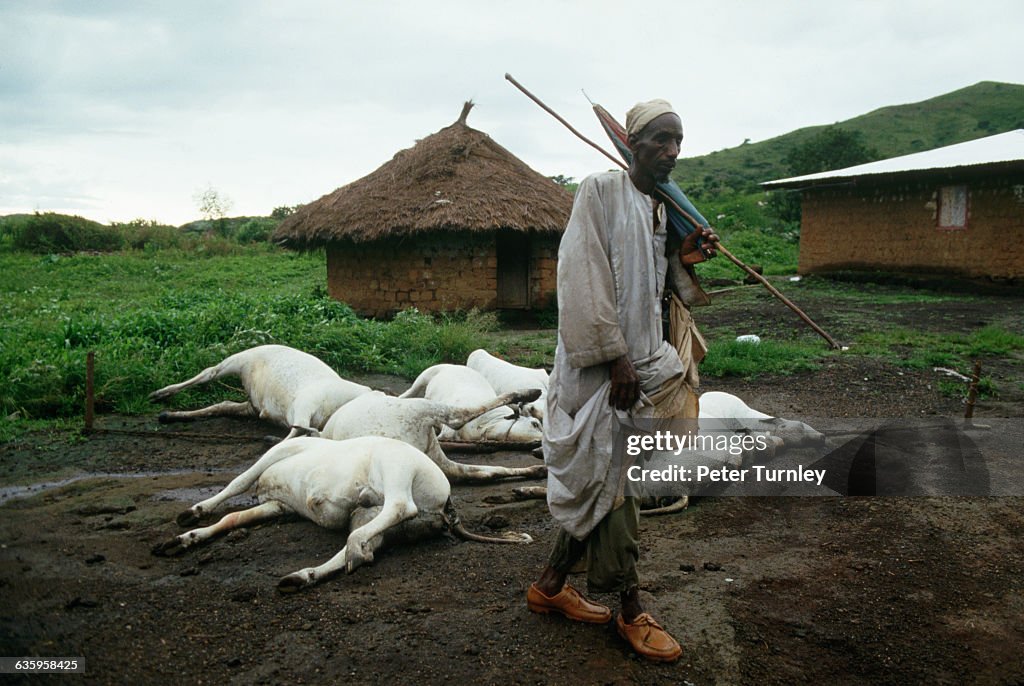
[{"xmin": 496, "ymin": 230, "xmax": 530, "ymax": 308}]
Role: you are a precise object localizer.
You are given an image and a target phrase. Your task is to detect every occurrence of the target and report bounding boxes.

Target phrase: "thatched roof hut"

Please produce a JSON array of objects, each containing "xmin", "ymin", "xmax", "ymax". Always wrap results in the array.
[{"xmin": 274, "ymin": 102, "xmax": 572, "ymax": 317}]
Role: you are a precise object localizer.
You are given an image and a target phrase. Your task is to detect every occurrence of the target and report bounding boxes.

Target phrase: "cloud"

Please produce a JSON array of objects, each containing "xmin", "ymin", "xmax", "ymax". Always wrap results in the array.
[{"xmin": 1, "ymin": 0, "xmax": 1021, "ymax": 224}]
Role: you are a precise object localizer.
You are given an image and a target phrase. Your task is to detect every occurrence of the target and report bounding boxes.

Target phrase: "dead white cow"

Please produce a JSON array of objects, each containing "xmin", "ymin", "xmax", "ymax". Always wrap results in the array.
[
  {"xmin": 515, "ymin": 391, "xmax": 822, "ymax": 515},
  {"xmin": 319, "ymin": 389, "xmax": 546, "ymax": 482},
  {"xmin": 153, "ymin": 436, "xmax": 531, "ymax": 591},
  {"xmin": 698, "ymin": 391, "xmax": 825, "ymax": 447},
  {"xmin": 149, "ymin": 344, "xmax": 371, "ymax": 440},
  {"xmin": 641, "ymin": 391, "xmax": 823, "ymax": 514},
  {"xmin": 399, "ymin": 364, "xmax": 543, "ymax": 443},
  {"xmin": 466, "ymin": 349, "xmax": 549, "ymax": 422}
]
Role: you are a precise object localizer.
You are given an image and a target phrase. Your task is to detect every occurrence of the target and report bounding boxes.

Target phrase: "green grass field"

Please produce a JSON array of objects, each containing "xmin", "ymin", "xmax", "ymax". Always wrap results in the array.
[
  {"xmin": 2, "ymin": 245, "xmax": 1020, "ymax": 442},
  {"xmin": 0, "ymin": 249, "xmax": 503, "ymax": 435}
]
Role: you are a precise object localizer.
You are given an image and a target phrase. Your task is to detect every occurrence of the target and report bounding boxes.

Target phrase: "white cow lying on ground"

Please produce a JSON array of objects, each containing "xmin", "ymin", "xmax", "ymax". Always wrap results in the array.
[
  {"xmin": 149, "ymin": 344, "xmax": 371, "ymax": 440},
  {"xmin": 641, "ymin": 391, "xmax": 824, "ymax": 514},
  {"xmin": 514, "ymin": 391, "xmax": 824, "ymax": 515},
  {"xmin": 698, "ymin": 391, "xmax": 825, "ymax": 447},
  {"xmin": 153, "ymin": 436, "xmax": 532, "ymax": 591},
  {"xmin": 399, "ymin": 364, "xmax": 543, "ymax": 444},
  {"xmin": 466, "ymin": 349, "xmax": 549, "ymax": 422},
  {"xmin": 317, "ymin": 388, "xmax": 546, "ymax": 482}
]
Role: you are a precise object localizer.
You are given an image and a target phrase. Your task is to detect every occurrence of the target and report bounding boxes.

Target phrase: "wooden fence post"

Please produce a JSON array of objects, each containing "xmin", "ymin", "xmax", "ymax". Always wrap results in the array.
[{"xmin": 85, "ymin": 351, "xmax": 95, "ymax": 433}]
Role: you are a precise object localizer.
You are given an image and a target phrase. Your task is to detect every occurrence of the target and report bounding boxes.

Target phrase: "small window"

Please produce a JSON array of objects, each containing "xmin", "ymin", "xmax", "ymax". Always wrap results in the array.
[{"xmin": 937, "ymin": 185, "xmax": 969, "ymax": 230}]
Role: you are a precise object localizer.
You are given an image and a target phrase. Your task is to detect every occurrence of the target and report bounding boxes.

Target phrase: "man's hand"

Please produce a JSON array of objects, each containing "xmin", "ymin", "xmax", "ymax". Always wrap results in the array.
[
  {"xmin": 679, "ymin": 227, "xmax": 719, "ymax": 266},
  {"xmin": 609, "ymin": 355, "xmax": 640, "ymax": 411}
]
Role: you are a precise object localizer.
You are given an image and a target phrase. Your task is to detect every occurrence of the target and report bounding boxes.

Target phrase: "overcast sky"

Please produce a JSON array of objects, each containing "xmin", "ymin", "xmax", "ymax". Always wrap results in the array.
[{"xmin": 2, "ymin": 0, "xmax": 1022, "ymax": 225}]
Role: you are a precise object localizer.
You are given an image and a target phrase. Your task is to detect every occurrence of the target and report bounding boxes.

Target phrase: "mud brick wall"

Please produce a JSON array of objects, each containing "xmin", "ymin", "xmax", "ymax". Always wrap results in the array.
[
  {"xmin": 798, "ymin": 176, "xmax": 1024, "ymax": 279},
  {"xmin": 326, "ymin": 231, "xmax": 560, "ymax": 318},
  {"xmin": 529, "ymin": 239, "xmax": 559, "ymax": 310}
]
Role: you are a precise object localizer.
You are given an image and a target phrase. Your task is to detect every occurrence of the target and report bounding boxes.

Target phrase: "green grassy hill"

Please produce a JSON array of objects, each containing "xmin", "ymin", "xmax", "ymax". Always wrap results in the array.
[{"xmin": 675, "ymin": 81, "xmax": 1024, "ymax": 198}]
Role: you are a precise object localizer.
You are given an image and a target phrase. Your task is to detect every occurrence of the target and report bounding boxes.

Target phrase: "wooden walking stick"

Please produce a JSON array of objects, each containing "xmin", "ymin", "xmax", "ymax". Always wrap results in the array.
[{"xmin": 505, "ymin": 73, "xmax": 841, "ymax": 350}]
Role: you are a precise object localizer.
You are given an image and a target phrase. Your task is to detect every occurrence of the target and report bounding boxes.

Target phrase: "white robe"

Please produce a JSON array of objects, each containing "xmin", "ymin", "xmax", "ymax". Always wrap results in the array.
[{"xmin": 544, "ymin": 171, "xmax": 685, "ymax": 539}]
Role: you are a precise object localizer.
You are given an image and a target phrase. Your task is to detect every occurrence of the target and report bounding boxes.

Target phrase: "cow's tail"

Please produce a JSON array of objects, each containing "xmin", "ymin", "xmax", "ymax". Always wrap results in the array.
[{"xmin": 443, "ymin": 498, "xmax": 532, "ymax": 544}]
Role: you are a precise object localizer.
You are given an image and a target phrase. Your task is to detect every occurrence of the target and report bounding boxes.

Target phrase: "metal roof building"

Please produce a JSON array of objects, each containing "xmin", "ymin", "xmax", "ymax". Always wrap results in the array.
[
  {"xmin": 763, "ymin": 130, "xmax": 1024, "ymax": 189},
  {"xmin": 762, "ymin": 130, "xmax": 1024, "ymax": 281}
]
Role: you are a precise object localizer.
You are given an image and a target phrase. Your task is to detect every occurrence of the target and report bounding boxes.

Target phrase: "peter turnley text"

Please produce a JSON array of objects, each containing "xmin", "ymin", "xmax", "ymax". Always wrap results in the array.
[
  {"xmin": 627, "ymin": 464, "xmax": 827, "ymax": 486},
  {"xmin": 625, "ymin": 430, "xmax": 770, "ymax": 457}
]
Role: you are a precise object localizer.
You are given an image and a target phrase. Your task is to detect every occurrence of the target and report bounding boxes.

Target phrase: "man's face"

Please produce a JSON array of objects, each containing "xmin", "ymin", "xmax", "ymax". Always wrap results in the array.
[{"xmin": 629, "ymin": 113, "xmax": 683, "ymax": 183}]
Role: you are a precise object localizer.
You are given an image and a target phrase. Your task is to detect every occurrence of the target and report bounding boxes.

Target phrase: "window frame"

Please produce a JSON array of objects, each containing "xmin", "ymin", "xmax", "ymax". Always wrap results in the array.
[{"xmin": 936, "ymin": 184, "xmax": 970, "ymax": 231}]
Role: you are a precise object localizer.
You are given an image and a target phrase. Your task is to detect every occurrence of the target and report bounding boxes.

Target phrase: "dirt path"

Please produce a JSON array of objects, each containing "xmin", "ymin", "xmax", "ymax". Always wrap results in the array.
[{"xmin": 2, "ymin": 347, "xmax": 1022, "ymax": 684}]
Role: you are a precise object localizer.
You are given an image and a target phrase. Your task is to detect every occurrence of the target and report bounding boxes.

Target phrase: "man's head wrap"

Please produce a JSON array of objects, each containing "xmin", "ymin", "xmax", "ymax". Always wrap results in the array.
[{"xmin": 625, "ymin": 99, "xmax": 678, "ymax": 137}]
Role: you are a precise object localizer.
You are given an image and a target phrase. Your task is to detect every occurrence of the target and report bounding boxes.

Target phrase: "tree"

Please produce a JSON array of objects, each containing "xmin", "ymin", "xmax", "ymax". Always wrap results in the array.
[
  {"xmin": 548, "ymin": 174, "xmax": 578, "ymax": 194},
  {"xmin": 193, "ymin": 185, "xmax": 234, "ymax": 236},
  {"xmin": 783, "ymin": 126, "xmax": 879, "ymax": 176},
  {"xmin": 271, "ymin": 205, "xmax": 300, "ymax": 220},
  {"xmin": 771, "ymin": 127, "xmax": 880, "ymax": 225}
]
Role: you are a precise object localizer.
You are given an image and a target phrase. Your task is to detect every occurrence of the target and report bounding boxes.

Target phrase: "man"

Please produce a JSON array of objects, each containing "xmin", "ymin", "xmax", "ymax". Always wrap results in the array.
[{"xmin": 526, "ymin": 99, "xmax": 716, "ymax": 663}]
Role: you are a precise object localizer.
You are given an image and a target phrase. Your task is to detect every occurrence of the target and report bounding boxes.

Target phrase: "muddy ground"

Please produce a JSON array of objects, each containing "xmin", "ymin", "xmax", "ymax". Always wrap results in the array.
[{"xmin": 1, "ymin": 286, "xmax": 1023, "ymax": 685}]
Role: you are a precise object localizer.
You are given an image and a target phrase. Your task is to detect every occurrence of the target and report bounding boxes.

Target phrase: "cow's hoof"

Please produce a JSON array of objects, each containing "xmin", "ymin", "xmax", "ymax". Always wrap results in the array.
[
  {"xmin": 262, "ymin": 434, "xmax": 282, "ymax": 445},
  {"xmin": 277, "ymin": 574, "xmax": 308, "ymax": 593},
  {"xmin": 151, "ymin": 537, "xmax": 186, "ymax": 557},
  {"xmin": 345, "ymin": 548, "xmax": 372, "ymax": 574},
  {"xmin": 517, "ymin": 388, "xmax": 542, "ymax": 403},
  {"xmin": 511, "ymin": 486, "xmax": 546, "ymax": 501},
  {"xmin": 176, "ymin": 509, "xmax": 200, "ymax": 527},
  {"xmin": 157, "ymin": 411, "xmax": 172, "ymax": 424},
  {"xmin": 531, "ymin": 447, "xmax": 544, "ymax": 460}
]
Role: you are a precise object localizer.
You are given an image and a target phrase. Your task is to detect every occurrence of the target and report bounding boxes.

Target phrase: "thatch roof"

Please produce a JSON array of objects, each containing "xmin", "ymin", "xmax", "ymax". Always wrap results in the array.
[{"xmin": 274, "ymin": 102, "xmax": 573, "ymax": 247}]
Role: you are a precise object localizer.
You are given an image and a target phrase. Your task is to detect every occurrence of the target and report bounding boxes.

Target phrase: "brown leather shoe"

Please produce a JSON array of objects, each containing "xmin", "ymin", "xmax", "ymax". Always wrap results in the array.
[
  {"xmin": 616, "ymin": 612, "xmax": 682, "ymax": 662},
  {"xmin": 526, "ymin": 583, "xmax": 612, "ymax": 624}
]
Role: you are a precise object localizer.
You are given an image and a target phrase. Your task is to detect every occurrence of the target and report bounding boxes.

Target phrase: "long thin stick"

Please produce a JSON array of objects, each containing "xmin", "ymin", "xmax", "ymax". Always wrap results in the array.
[
  {"xmin": 713, "ymin": 244, "xmax": 840, "ymax": 349},
  {"xmin": 505, "ymin": 73, "xmax": 623, "ymax": 169},
  {"xmin": 505, "ymin": 72, "xmax": 841, "ymax": 350},
  {"xmin": 965, "ymin": 360, "xmax": 981, "ymax": 420}
]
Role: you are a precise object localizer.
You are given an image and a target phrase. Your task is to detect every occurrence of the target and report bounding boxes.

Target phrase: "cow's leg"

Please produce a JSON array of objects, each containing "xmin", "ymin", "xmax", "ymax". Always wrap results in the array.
[
  {"xmin": 280, "ymin": 425, "xmax": 319, "ymax": 441},
  {"xmin": 640, "ymin": 495, "xmax": 690, "ymax": 516},
  {"xmin": 149, "ymin": 361, "xmax": 233, "ymax": 402},
  {"xmin": 158, "ymin": 400, "xmax": 256, "ymax": 424},
  {"xmin": 439, "ymin": 389, "xmax": 542, "ymax": 430},
  {"xmin": 417, "ymin": 391, "xmax": 546, "ymax": 483},
  {"xmin": 153, "ymin": 500, "xmax": 288, "ymax": 556},
  {"xmin": 342, "ymin": 499, "xmax": 420, "ymax": 571},
  {"xmin": 277, "ymin": 499, "xmax": 418, "ymax": 592},
  {"xmin": 341, "ymin": 506, "xmax": 447, "ymax": 556},
  {"xmin": 280, "ymin": 401, "xmax": 319, "ymax": 441},
  {"xmin": 397, "ymin": 365, "xmax": 446, "ymax": 399},
  {"xmin": 176, "ymin": 439, "xmax": 308, "ymax": 526},
  {"xmin": 425, "ymin": 435, "xmax": 546, "ymax": 483}
]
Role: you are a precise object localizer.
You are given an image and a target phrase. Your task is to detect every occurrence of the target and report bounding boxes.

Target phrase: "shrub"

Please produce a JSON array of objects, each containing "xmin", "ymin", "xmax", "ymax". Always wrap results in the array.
[
  {"xmin": 0, "ymin": 215, "xmax": 32, "ymax": 247},
  {"xmin": 12, "ymin": 213, "xmax": 124, "ymax": 253},
  {"xmin": 235, "ymin": 218, "xmax": 278, "ymax": 244},
  {"xmin": 113, "ymin": 219, "xmax": 191, "ymax": 251}
]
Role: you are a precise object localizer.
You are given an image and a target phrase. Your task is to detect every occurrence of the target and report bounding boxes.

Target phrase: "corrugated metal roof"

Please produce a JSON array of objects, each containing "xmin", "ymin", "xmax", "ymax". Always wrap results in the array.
[{"xmin": 762, "ymin": 129, "xmax": 1024, "ymax": 189}]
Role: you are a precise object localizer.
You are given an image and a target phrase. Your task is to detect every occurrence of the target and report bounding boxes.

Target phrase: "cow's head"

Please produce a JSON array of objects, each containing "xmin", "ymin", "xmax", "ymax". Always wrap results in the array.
[
  {"xmin": 483, "ymin": 412, "xmax": 543, "ymax": 443},
  {"xmin": 764, "ymin": 417, "xmax": 826, "ymax": 448}
]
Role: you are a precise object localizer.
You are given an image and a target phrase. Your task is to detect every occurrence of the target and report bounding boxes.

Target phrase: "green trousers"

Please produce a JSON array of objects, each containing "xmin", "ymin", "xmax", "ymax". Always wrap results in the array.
[{"xmin": 547, "ymin": 497, "xmax": 640, "ymax": 594}]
